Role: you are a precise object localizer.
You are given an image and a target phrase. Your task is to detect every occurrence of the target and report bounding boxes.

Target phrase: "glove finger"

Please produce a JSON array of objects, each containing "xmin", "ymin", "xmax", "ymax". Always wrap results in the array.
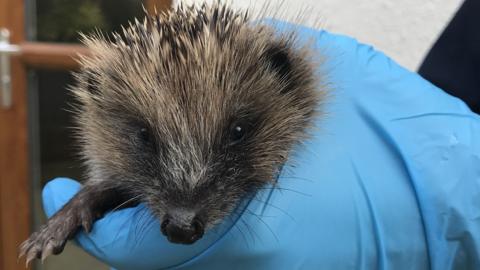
[{"xmin": 42, "ymin": 177, "xmax": 82, "ymax": 218}]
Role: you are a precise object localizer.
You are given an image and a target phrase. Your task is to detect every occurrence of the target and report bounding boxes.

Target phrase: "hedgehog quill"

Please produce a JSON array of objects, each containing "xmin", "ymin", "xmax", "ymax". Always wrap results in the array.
[{"xmin": 20, "ymin": 3, "xmax": 323, "ymax": 264}]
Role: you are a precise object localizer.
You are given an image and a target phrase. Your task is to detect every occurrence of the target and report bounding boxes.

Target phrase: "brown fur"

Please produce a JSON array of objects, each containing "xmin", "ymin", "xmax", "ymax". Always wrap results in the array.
[{"xmin": 20, "ymin": 2, "xmax": 323, "ymax": 264}]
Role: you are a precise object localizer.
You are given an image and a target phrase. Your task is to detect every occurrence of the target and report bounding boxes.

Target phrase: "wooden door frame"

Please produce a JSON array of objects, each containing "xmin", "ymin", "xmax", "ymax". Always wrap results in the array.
[
  {"xmin": 0, "ymin": 1, "xmax": 171, "ymax": 269},
  {"xmin": 0, "ymin": 0, "xmax": 30, "ymax": 269}
]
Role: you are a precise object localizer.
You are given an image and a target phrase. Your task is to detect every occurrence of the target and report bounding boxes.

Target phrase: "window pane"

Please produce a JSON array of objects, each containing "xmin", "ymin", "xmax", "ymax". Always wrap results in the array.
[
  {"xmin": 35, "ymin": 0, "xmax": 145, "ymax": 43},
  {"xmin": 29, "ymin": 70, "xmax": 109, "ymax": 270}
]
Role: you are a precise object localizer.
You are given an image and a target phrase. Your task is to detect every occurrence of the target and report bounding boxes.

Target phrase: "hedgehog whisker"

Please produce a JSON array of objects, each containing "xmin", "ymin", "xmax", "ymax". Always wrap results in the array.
[
  {"xmin": 251, "ymin": 197, "xmax": 295, "ymax": 221},
  {"xmin": 257, "ymin": 186, "xmax": 312, "ymax": 197},
  {"xmin": 111, "ymin": 194, "xmax": 143, "ymax": 212},
  {"xmin": 228, "ymin": 215, "xmax": 249, "ymax": 248},
  {"xmin": 239, "ymin": 216, "xmax": 258, "ymax": 245},
  {"xmin": 278, "ymin": 176, "xmax": 315, "ymax": 183},
  {"xmin": 245, "ymin": 208, "xmax": 279, "ymax": 243}
]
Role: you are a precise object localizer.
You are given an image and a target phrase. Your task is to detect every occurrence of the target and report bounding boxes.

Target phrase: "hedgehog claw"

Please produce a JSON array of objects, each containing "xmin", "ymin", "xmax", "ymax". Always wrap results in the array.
[
  {"xmin": 18, "ymin": 208, "xmax": 82, "ymax": 264},
  {"xmin": 41, "ymin": 241, "xmax": 54, "ymax": 262},
  {"xmin": 25, "ymin": 248, "xmax": 37, "ymax": 267}
]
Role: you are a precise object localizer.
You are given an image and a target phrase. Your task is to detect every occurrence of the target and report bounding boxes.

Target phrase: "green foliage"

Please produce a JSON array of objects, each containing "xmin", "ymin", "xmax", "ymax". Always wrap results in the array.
[{"xmin": 36, "ymin": 0, "xmax": 143, "ymax": 43}]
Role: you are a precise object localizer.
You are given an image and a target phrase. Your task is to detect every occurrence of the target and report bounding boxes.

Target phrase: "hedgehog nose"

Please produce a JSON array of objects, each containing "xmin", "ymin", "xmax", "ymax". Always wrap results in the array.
[{"xmin": 161, "ymin": 210, "xmax": 204, "ymax": 244}]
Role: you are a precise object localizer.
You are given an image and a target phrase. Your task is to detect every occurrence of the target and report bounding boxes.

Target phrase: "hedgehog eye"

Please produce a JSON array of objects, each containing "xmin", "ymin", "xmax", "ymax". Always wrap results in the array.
[
  {"xmin": 230, "ymin": 122, "xmax": 248, "ymax": 144},
  {"xmin": 139, "ymin": 127, "xmax": 152, "ymax": 143}
]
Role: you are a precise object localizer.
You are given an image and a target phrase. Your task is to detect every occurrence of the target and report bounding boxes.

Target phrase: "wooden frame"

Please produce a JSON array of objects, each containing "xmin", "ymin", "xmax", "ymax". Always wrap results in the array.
[
  {"xmin": 146, "ymin": 0, "xmax": 173, "ymax": 14},
  {"xmin": 0, "ymin": 0, "xmax": 29, "ymax": 269},
  {"xmin": 0, "ymin": 0, "xmax": 171, "ymax": 269},
  {"xmin": 19, "ymin": 43, "xmax": 90, "ymax": 70}
]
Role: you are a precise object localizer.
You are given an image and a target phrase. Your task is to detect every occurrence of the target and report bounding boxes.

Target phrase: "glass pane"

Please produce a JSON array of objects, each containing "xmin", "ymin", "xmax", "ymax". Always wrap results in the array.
[
  {"xmin": 29, "ymin": 71, "xmax": 110, "ymax": 270},
  {"xmin": 34, "ymin": 0, "xmax": 145, "ymax": 43},
  {"xmin": 27, "ymin": 1, "xmax": 154, "ymax": 269},
  {"xmin": 28, "ymin": 71, "xmax": 108, "ymax": 269}
]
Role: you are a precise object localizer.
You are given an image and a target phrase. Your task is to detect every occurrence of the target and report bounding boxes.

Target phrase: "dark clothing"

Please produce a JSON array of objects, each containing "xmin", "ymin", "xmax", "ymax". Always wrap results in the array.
[{"xmin": 418, "ymin": 0, "xmax": 480, "ymax": 113}]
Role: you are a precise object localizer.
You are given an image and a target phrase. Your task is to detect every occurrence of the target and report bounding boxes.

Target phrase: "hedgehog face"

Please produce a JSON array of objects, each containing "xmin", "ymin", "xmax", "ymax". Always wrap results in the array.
[{"xmin": 72, "ymin": 4, "xmax": 320, "ymax": 244}]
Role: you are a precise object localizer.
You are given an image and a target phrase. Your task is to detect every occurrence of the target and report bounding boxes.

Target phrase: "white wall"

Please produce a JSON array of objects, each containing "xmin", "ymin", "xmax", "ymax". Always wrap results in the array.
[{"xmin": 176, "ymin": 0, "xmax": 463, "ymax": 71}]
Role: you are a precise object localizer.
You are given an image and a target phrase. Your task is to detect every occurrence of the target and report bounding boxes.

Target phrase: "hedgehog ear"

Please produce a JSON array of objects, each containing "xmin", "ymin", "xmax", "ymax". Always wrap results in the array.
[{"xmin": 263, "ymin": 43, "xmax": 294, "ymax": 94}]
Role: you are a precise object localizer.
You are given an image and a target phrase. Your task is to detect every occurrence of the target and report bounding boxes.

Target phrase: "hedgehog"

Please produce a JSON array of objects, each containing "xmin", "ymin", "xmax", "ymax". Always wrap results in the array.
[{"xmin": 20, "ymin": 3, "xmax": 323, "ymax": 264}]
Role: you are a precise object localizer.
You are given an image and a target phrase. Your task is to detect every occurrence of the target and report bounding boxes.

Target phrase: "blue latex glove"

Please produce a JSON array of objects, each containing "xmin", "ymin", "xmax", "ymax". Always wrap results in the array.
[{"xmin": 43, "ymin": 21, "xmax": 480, "ymax": 270}]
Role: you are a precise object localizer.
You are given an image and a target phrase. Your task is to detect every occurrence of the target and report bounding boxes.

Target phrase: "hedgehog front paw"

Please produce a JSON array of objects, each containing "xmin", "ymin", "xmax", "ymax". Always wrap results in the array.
[
  {"xmin": 19, "ymin": 206, "xmax": 95, "ymax": 266},
  {"xmin": 19, "ymin": 222, "xmax": 71, "ymax": 266}
]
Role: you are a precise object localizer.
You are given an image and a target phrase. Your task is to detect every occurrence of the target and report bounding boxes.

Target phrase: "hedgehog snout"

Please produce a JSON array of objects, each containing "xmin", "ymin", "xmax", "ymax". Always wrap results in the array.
[{"xmin": 160, "ymin": 208, "xmax": 205, "ymax": 244}]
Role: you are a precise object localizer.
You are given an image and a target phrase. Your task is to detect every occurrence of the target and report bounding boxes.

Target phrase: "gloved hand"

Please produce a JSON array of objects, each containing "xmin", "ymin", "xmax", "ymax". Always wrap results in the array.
[{"xmin": 42, "ymin": 21, "xmax": 480, "ymax": 270}]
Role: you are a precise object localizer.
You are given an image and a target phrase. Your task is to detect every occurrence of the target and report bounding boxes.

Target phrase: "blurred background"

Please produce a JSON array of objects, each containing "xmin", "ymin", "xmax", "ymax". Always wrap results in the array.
[{"xmin": 0, "ymin": 0, "xmax": 466, "ymax": 269}]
